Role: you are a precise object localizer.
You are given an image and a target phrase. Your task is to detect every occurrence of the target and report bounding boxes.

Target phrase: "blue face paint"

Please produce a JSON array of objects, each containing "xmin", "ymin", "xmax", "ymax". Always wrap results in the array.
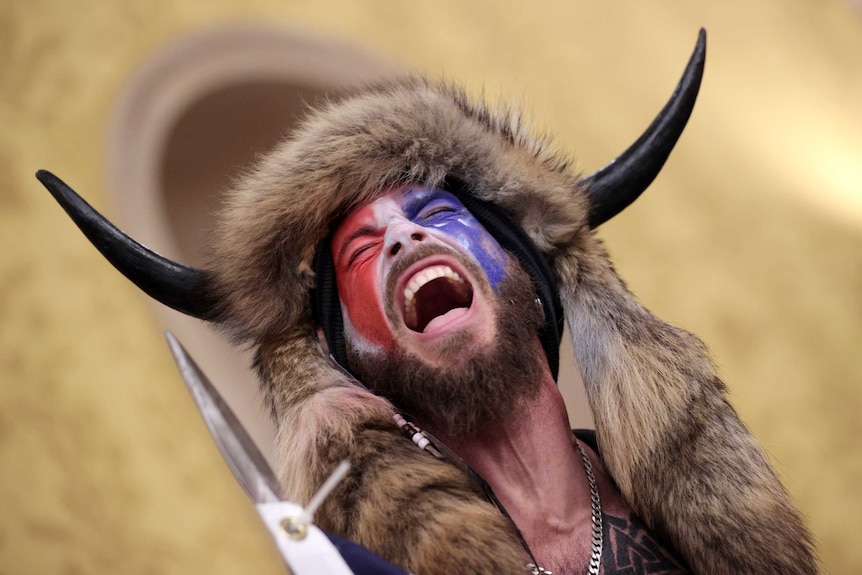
[{"xmin": 399, "ymin": 187, "xmax": 508, "ymax": 290}]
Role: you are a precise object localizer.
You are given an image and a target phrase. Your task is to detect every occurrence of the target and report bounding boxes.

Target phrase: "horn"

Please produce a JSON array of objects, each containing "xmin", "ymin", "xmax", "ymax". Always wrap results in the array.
[
  {"xmin": 581, "ymin": 28, "xmax": 706, "ymax": 228},
  {"xmin": 36, "ymin": 170, "xmax": 219, "ymax": 321}
]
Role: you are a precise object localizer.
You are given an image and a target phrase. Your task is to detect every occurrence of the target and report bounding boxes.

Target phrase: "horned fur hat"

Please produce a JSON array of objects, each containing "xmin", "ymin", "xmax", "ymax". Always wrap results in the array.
[
  {"xmin": 39, "ymin": 29, "xmax": 817, "ymax": 575},
  {"xmin": 39, "ymin": 31, "xmax": 704, "ymax": 369}
]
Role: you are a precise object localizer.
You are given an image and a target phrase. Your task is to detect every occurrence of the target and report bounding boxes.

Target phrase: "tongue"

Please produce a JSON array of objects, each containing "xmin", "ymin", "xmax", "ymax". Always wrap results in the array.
[
  {"xmin": 412, "ymin": 276, "xmax": 472, "ymax": 332},
  {"xmin": 422, "ymin": 307, "xmax": 470, "ymax": 334}
]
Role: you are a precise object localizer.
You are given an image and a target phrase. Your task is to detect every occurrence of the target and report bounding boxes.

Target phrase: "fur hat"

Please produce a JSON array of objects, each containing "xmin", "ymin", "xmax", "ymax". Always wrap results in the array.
[{"xmin": 39, "ymin": 30, "xmax": 817, "ymax": 575}]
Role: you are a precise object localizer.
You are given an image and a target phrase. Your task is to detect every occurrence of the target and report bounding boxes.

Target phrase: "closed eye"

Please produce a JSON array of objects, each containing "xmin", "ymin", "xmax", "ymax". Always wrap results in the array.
[
  {"xmin": 337, "ymin": 224, "xmax": 382, "ymax": 269},
  {"xmin": 348, "ymin": 242, "xmax": 380, "ymax": 267},
  {"xmin": 419, "ymin": 205, "xmax": 457, "ymax": 220}
]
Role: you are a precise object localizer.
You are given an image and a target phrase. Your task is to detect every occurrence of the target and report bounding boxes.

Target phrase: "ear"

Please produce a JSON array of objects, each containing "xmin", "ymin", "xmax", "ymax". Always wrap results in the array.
[{"xmin": 555, "ymin": 231, "xmax": 816, "ymax": 575}]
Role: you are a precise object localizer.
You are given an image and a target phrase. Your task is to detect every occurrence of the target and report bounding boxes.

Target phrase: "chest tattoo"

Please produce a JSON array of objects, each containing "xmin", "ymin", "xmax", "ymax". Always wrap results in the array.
[{"xmin": 601, "ymin": 514, "xmax": 689, "ymax": 574}]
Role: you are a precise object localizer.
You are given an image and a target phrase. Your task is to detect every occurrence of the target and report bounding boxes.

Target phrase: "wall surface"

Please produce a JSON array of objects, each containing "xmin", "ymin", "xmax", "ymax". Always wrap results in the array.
[{"xmin": 1, "ymin": 1, "xmax": 860, "ymax": 573}]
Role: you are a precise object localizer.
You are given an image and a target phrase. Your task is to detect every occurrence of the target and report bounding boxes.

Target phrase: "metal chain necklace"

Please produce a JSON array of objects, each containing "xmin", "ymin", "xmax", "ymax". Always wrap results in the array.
[
  {"xmin": 529, "ymin": 441, "xmax": 603, "ymax": 575},
  {"xmin": 577, "ymin": 440, "xmax": 604, "ymax": 575},
  {"xmin": 393, "ymin": 415, "xmax": 603, "ymax": 575}
]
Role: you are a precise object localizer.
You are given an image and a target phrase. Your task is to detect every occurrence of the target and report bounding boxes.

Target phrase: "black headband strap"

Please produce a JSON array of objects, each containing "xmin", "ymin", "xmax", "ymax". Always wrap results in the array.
[
  {"xmin": 313, "ymin": 239, "xmax": 351, "ymax": 372},
  {"xmin": 312, "ymin": 188, "xmax": 564, "ymax": 381},
  {"xmin": 452, "ymin": 191, "xmax": 563, "ymax": 380}
]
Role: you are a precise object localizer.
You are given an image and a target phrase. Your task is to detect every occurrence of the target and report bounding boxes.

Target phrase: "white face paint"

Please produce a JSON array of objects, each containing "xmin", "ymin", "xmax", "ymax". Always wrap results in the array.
[{"xmin": 331, "ymin": 186, "xmax": 508, "ymax": 361}]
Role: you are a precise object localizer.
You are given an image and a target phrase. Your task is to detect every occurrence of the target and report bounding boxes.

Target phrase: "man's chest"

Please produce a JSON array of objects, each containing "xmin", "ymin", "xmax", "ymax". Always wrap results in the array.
[
  {"xmin": 533, "ymin": 511, "xmax": 689, "ymax": 575},
  {"xmin": 599, "ymin": 513, "xmax": 690, "ymax": 575}
]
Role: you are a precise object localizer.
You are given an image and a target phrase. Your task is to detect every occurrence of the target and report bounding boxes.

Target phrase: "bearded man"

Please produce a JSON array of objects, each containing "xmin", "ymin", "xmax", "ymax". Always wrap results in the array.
[
  {"xmin": 39, "ymin": 30, "xmax": 817, "ymax": 574},
  {"xmin": 328, "ymin": 183, "xmax": 689, "ymax": 573}
]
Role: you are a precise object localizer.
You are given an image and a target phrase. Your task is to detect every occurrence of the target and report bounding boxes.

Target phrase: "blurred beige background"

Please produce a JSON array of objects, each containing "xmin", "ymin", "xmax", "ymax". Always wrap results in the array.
[{"xmin": 1, "ymin": 1, "xmax": 861, "ymax": 573}]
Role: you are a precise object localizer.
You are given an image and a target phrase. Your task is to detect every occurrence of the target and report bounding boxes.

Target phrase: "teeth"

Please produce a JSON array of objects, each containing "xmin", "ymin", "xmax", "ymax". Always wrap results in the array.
[{"xmin": 403, "ymin": 265, "xmax": 465, "ymax": 321}]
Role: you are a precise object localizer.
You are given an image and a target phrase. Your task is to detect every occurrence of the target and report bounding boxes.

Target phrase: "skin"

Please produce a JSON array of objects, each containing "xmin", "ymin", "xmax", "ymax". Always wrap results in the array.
[
  {"xmin": 331, "ymin": 187, "xmax": 688, "ymax": 574},
  {"xmin": 437, "ymin": 365, "xmax": 688, "ymax": 574},
  {"xmin": 332, "ymin": 186, "xmax": 507, "ymax": 358}
]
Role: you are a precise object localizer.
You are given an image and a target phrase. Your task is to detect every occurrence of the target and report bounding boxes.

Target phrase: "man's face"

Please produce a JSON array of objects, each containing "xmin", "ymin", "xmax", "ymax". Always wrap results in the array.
[
  {"xmin": 331, "ymin": 186, "xmax": 509, "ymax": 365},
  {"xmin": 331, "ymin": 186, "xmax": 545, "ymax": 436}
]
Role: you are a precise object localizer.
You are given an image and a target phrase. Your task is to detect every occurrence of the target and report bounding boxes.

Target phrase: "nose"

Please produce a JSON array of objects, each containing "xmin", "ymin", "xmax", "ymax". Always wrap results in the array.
[{"xmin": 384, "ymin": 219, "xmax": 427, "ymax": 258}]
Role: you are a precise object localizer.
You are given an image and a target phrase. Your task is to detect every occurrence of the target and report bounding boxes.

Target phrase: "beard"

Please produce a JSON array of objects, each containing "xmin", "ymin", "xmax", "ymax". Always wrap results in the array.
[{"xmin": 345, "ymin": 246, "xmax": 546, "ymax": 438}]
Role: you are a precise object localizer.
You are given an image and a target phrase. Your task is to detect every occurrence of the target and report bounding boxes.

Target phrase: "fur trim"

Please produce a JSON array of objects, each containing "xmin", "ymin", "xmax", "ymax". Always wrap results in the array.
[
  {"xmin": 559, "ymin": 231, "xmax": 817, "ymax": 574},
  {"xmin": 206, "ymin": 77, "xmax": 816, "ymax": 573},
  {"xmin": 254, "ymin": 330, "xmax": 530, "ymax": 573},
  {"xmin": 209, "ymin": 77, "xmax": 585, "ymax": 345}
]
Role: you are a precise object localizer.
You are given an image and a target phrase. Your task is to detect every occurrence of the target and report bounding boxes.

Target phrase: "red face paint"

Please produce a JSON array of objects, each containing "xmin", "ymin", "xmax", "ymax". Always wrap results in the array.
[
  {"xmin": 331, "ymin": 200, "xmax": 395, "ymax": 349},
  {"xmin": 331, "ymin": 187, "xmax": 508, "ymax": 352}
]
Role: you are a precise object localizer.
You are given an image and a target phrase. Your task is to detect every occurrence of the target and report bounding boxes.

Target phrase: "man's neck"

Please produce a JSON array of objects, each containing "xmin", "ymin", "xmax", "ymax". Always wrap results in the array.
[{"xmin": 431, "ymin": 372, "xmax": 594, "ymax": 569}]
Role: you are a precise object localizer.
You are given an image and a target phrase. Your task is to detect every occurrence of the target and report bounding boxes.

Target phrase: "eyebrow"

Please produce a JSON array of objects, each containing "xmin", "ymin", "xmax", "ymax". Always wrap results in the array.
[
  {"xmin": 337, "ymin": 224, "xmax": 380, "ymax": 265},
  {"xmin": 402, "ymin": 189, "xmax": 457, "ymax": 220}
]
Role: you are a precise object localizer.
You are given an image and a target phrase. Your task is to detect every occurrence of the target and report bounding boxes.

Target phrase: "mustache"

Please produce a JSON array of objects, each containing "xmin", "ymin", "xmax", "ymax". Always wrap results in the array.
[{"xmin": 349, "ymin": 258, "xmax": 545, "ymax": 437}]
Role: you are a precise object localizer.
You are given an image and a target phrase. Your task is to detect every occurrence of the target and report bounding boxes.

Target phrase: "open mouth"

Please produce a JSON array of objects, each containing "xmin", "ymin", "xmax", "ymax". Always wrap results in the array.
[{"xmin": 402, "ymin": 264, "xmax": 474, "ymax": 333}]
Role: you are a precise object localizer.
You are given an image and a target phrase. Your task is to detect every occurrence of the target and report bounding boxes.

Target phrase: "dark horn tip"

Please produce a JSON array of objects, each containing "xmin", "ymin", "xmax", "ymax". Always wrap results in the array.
[
  {"xmin": 695, "ymin": 28, "xmax": 707, "ymax": 66},
  {"xmin": 36, "ymin": 169, "xmax": 62, "ymax": 195},
  {"xmin": 36, "ymin": 169, "xmax": 86, "ymax": 210},
  {"xmin": 36, "ymin": 169, "xmax": 220, "ymax": 322},
  {"xmin": 583, "ymin": 29, "xmax": 707, "ymax": 228}
]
